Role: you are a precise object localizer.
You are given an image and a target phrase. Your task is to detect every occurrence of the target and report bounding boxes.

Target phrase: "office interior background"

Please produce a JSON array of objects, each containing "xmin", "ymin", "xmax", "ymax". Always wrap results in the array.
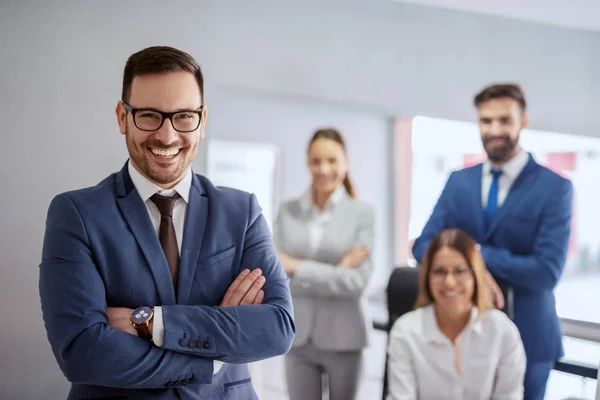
[{"xmin": 1, "ymin": 0, "xmax": 600, "ymax": 398}]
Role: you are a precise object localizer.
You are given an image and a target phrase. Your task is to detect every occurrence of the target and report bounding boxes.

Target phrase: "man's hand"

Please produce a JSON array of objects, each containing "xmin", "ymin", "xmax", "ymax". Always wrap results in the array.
[
  {"xmin": 220, "ymin": 269, "xmax": 266, "ymax": 307},
  {"xmin": 485, "ymin": 271, "xmax": 505, "ymax": 310},
  {"xmin": 277, "ymin": 252, "xmax": 302, "ymax": 277},
  {"xmin": 107, "ymin": 307, "xmax": 138, "ymax": 336},
  {"xmin": 338, "ymin": 245, "xmax": 369, "ymax": 269}
]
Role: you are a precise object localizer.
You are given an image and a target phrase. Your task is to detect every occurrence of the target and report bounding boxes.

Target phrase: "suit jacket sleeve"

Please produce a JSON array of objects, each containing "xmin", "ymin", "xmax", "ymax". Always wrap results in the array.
[
  {"xmin": 289, "ymin": 204, "xmax": 375, "ymax": 298},
  {"xmin": 159, "ymin": 194, "xmax": 295, "ymax": 363},
  {"xmin": 481, "ymin": 179, "xmax": 573, "ymax": 291},
  {"xmin": 412, "ymin": 173, "xmax": 455, "ymax": 262},
  {"xmin": 39, "ymin": 194, "xmax": 214, "ymax": 389}
]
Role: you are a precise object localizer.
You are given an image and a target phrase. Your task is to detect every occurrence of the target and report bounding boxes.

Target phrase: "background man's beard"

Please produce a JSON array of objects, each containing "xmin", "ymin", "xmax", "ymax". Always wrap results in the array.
[{"xmin": 483, "ymin": 135, "xmax": 518, "ymax": 163}]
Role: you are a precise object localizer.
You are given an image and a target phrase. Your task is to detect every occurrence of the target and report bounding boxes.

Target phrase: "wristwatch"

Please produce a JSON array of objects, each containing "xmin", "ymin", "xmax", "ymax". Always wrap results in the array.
[{"xmin": 130, "ymin": 306, "xmax": 153, "ymax": 339}]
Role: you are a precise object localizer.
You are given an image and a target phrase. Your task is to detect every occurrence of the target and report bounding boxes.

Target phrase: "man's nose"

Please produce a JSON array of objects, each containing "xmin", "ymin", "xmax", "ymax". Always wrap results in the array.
[
  {"xmin": 488, "ymin": 120, "xmax": 504, "ymax": 136},
  {"xmin": 154, "ymin": 118, "xmax": 179, "ymax": 145}
]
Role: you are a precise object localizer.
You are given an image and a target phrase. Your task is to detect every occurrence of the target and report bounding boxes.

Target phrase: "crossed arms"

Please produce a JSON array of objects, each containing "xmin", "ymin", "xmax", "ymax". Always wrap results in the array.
[{"xmin": 39, "ymin": 193, "xmax": 295, "ymax": 389}]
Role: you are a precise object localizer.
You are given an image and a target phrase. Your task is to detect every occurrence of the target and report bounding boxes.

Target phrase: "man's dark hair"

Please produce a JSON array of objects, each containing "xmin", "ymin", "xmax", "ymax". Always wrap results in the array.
[
  {"xmin": 121, "ymin": 46, "xmax": 204, "ymax": 103},
  {"xmin": 473, "ymin": 83, "xmax": 526, "ymax": 112}
]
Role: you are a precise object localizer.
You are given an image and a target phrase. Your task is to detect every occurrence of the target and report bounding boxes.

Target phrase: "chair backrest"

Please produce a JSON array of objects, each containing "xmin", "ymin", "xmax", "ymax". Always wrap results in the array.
[
  {"xmin": 386, "ymin": 266, "xmax": 421, "ymax": 330},
  {"xmin": 382, "ymin": 266, "xmax": 421, "ymax": 400}
]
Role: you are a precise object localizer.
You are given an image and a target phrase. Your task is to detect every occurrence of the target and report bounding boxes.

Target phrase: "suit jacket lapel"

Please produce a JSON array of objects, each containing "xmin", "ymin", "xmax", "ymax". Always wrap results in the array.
[
  {"xmin": 177, "ymin": 174, "xmax": 208, "ymax": 304},
  {"xmin": 485, "ymin": 154, "xmax": 538, "ymax": 240},
  {"xmin": 467, "ymin": 164, "xmax": 486, "ymax": 241},
  {"xmin": 115, "ymin": 162, "xmax": 176, "ymax": 305}
]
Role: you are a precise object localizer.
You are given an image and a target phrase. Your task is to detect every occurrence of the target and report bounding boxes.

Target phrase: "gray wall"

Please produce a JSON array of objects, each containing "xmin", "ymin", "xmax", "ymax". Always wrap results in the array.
[
  {"xmin": 1, "ymin": 0, "xmax": 599, "ymax": 398},
  {"xmin": 206, "ymin": 87, "xmax": 394, "ymax": 299}
]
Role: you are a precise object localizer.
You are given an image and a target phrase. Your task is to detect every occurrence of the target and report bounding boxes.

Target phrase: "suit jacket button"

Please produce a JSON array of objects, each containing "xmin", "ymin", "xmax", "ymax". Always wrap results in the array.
[
  {"xmin": 187, "ymin": 340, "xmax": 196, "ymax": 348},
  {"xmin": 164, "ymin": 382, "xmax": 173, "ymax": 388},
  {"xmin": 203, "ymin": 341, "xmax": 211, "ymax": 349},
  {"xmin": 179, "ymin": 339, "xmax": 188, "ymax": 347}
]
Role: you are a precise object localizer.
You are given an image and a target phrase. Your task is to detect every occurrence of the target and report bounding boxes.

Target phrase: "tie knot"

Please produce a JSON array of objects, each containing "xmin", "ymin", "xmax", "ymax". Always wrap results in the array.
[
  {"xmin": 151, "ymin": 193, "xmax": 180, "ymax": 217},
  {"xmin": 491, "ymin": 169, "xmax": 503, "ymax": 180}
]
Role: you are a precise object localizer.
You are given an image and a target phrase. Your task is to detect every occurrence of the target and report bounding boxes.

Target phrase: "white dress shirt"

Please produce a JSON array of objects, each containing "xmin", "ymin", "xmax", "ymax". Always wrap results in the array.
[
  {"xmin": 481, "ymin": 150, "xmax": 529, "ymax": 207},
  {"xmin": 386, "ymin": 305, "xmax": 526, "ymax": 400},
  {"xmin": 128, "ymin": 162, "xmax": 223, "ymax": 374},
  {"xmin": 298, "ymin": 185, "xmax": 347, "ymax": 256}
]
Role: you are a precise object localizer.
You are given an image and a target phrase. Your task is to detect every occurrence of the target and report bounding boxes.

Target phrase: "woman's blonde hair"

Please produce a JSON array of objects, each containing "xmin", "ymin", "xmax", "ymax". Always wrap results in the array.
[{"xmin": 414, "ymin": 229, "xmax": 491, "ymax": 315}]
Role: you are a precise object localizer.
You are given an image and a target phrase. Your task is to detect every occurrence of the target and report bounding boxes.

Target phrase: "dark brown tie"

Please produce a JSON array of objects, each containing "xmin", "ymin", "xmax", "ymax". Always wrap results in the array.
[{"xmin": 151, "ymin": 193, "xmax": 180, "ymax": 292}]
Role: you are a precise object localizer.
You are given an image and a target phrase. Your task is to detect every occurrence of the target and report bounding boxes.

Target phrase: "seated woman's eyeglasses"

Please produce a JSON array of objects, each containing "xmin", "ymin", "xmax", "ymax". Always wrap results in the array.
[
  {"xmin": 430, "ymin": 267, "xmax": 473, "ymax": 282},
  {"xmin": 122, "ymin": 102, "xmax": 204, "ymax": 133}
]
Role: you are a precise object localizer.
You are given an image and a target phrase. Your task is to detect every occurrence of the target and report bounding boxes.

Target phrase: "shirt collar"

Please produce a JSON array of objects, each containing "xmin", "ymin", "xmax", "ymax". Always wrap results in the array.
[
  {"xmin": 483, "ymin": 150, "xmax": 529, "ymax": 181},
  {"xmin": 128, "ymin": 160, "xmax": 192, "ymax": 203},
  {"xmin": 299, "ymin": 185, "xmax": 347, "ymax": 214},
  {"xmin": 422, "ymin": 304, "xmax": 483, "ymax": 344}
]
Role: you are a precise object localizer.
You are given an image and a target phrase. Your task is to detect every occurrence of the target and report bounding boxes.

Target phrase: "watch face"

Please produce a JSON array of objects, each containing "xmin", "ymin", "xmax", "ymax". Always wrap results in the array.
[{"xmin": 131, "ymin": 306, "xmax": 153, "ymax": 325}]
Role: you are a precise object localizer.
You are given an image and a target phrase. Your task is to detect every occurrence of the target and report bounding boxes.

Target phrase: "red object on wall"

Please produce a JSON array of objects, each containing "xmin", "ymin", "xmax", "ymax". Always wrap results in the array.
[
  {"xmin": 463, "ymin": 152, "xmax": 487, "ymax": 168},
  {"xmin": 544, "ymin": 152, "xmax": 577, "ymax": 254}
]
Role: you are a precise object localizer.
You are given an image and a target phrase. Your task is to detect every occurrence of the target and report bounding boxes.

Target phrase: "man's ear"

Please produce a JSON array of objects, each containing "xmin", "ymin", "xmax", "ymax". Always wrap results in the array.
[
  {"xmin": 520, "ymin": 114, "xmax": 529, "ymax": 130},
  {"xmin": 199, "ymin": 105, "xmax": 208, "ymax": 140},
  {"xmin": 116, "ymin": 101, "xmax": 127, "ymax": 135}
]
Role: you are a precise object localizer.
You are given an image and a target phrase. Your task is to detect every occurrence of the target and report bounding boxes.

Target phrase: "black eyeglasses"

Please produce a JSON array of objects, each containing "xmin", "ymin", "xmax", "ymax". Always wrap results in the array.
[{"xmin": 122, "ymin": 102, "xmax": 204, "ymax": 133}]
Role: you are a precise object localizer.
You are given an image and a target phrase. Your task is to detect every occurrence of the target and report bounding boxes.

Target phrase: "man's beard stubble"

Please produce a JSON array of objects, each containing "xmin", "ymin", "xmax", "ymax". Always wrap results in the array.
[
  {"xmin": 124, "ymin": 125, "xmax": 190, "ymax": 185},
  {"xmin": 482, "ymin": 133, "xmax": 519, "ymax": 164}
]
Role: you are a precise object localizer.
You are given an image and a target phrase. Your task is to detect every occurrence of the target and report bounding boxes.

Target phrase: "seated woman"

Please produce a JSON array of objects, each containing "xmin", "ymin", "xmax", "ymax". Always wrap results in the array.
[{"xmin": 387, "ymin": 229, "xmax": 526, "ymax": 400}]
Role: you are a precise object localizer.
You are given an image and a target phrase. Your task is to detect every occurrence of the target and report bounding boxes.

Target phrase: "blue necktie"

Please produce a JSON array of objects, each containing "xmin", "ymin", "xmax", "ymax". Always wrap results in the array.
[{"xmin": 484, "ymin": 169, "xmax": 503, "ymax": 230}]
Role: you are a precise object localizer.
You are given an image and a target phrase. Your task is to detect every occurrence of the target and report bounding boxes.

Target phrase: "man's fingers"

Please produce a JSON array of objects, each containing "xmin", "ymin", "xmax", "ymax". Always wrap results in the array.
[
  {"xmin": 253, "ymin": 290, "xmax": 265, "ymax": 305},
  {"xmin": 486, "ymin": 273, "xmax": 505, "ymax": 309},
  {"xmin": 221, "ymin": 269, "xmax": 251, "ymax": 306},
  {"xmin": 240, "ymin": 277, "xmax": 266, "ymax": 305},
  {"xmin": 494, "ymin": 287, "xmax": 505, "ymax": 309},
  {"xmin": 234, "ymin": 269, "xmax": 262, "ymax": 300},
  {"xmin": 222, "ymin": 269, "xmax": 263, "ymax": 307}
]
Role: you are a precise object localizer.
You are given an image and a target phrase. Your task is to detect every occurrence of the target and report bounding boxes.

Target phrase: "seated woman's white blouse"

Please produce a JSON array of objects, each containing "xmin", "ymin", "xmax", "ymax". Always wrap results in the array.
[{"xmin": 386, "ymin": 304, "xmax": 526, "ymax": 400}]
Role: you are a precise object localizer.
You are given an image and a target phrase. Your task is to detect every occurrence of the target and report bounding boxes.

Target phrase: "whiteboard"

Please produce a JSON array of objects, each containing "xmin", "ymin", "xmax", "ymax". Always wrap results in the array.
[{"xmin": 205, "ymin": 140, "xmax": 279, "ymax": 231}]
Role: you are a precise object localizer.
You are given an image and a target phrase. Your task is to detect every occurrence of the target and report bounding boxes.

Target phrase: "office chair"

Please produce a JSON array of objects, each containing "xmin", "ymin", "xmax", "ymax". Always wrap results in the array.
[
  {"xmin": 380, "ymin": 266, "xmax": 514, "ymax": 400},
  {"xmin": 381, "ymin": 266, "xmax": 421, "ymax": 400}
]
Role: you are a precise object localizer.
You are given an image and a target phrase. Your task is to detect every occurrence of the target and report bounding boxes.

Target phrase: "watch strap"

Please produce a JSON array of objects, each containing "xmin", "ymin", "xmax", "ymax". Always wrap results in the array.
[{"xmin": 134, "ymin": 323, "xmax": 152, "ymax": 340}]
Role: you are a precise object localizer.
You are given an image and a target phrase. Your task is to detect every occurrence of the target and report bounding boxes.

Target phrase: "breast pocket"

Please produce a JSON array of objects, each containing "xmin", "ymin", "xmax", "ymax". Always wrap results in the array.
[
  {"xmin": 223, "ymin": 378, "xmax": 257, "ymax": 399},
  {"xmin": 189, "ymin": 246, "xmax": 237, "ymax": 305}
]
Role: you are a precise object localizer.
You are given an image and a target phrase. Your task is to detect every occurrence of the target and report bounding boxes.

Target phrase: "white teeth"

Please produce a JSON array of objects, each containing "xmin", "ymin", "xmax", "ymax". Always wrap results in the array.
[{"xmin": 150, "ymin": 148, "xmax": 180, "ymax": 157}]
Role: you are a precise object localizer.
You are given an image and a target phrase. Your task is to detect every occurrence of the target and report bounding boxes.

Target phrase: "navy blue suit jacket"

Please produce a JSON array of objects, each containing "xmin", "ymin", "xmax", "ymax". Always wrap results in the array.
[
  {"xmin": 413, "ymin": 154, "xmax": 573, "ymax": 363},
  {"xmin": 39, "ymin": 161, "xmax": 295, "ymax": 399}
]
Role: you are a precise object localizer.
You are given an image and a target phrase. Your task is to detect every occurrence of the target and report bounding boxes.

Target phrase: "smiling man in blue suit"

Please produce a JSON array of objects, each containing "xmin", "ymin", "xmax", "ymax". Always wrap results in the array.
[
  {"xmin": 39, "ymin": 46, "xmax": 295, "ymax": 400},
  {"xmin": 413, "ymin": 84, "xmax": 573, "ymax": 400}
]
